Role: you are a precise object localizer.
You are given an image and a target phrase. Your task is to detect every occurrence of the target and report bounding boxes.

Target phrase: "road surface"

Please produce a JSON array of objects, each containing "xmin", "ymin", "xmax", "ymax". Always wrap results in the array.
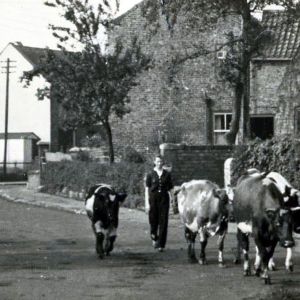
[{"xmin": 0, "ymin": 199, "xmax": 300, "ymax": 300}]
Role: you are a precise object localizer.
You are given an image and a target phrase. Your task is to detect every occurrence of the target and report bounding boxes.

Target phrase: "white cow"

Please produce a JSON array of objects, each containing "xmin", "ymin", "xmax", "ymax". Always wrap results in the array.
[{"xmin": 175, "ymin": 180, "xmax": 229, "ymax": 266}]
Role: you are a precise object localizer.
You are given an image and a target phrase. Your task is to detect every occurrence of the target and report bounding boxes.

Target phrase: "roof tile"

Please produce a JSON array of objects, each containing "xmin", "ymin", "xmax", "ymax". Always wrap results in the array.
[{"xmin": 261, "ymin": 10, "xmax": 300, "ymax": 59}]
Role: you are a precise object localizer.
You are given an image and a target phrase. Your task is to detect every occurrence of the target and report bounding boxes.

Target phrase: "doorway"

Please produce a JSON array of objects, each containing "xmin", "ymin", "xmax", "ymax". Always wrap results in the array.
[{"xmin": 250, "ymin": 116, "xmax": 274, "ymax": 140}]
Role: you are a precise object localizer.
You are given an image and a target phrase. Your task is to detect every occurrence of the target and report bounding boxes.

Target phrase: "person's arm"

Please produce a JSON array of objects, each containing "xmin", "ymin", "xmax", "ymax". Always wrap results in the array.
[
  {"xmin": 145, "ymin": 186, "xmax": 150, "ymax": 214},
  {"xmin": 144, "ymin": 173, "xmax": 151, "ymax": 214}
]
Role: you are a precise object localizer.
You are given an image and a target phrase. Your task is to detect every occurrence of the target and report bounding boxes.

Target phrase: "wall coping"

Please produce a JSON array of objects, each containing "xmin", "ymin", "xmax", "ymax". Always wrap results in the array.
[{"xmin": 160, "ymin": 143, "xmax": 234, "ymax": 151}]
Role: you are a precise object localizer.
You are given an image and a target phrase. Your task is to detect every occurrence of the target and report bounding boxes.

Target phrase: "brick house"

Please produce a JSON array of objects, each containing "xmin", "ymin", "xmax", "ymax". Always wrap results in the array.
[
  {"xmin": 250, "ymin": 10, "xmax": 300, "ymax": 139},
  {"xmin": 109, "ymin": 3, "xmax": 241, "ymax": 152},
  {"xmin": 109, "ymin": 4, "xmax": 300, "ymax": 153}
]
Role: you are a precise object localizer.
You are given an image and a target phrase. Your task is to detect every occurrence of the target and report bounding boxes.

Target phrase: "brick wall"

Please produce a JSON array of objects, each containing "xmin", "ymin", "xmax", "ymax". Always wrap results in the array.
[
  {"xmin": 109, "ymin": 2, "xmax": 240, "ymax": 153},
  {"xmin": 250, "ymin": 56, "xmax": 300, "ymax": 137},
  {"xmin": 160, "ymin": 143, "xmax": 233, "ymax": 187}
]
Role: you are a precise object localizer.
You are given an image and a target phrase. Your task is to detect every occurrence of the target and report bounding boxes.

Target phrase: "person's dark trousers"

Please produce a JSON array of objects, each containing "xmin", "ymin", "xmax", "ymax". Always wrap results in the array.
[{"xmin": 149, "ymin": 192, "xmax": 170, "ymax": 248}]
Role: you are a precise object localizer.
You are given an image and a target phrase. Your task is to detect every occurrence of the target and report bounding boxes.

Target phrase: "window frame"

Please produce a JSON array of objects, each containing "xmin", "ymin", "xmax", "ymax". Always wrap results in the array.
[
  {"xmin": 213, "ymin": 112, "xmax": 232, "ymax": 145},
  {"xmin": 213, "ymin": 112, "xmax": 232, "ymax": 133}
]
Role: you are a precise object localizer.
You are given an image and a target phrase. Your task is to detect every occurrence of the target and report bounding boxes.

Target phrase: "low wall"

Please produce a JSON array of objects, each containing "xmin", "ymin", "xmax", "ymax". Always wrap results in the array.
[{"xmin": 160, "ymin": 143, "xmax": 233, "ymax": 187}]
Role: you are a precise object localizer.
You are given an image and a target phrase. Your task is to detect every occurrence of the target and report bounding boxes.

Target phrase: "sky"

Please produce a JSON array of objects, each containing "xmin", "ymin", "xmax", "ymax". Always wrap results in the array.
[
  {"xmin": 0, "ymin": 0, "xmax": 142, "ymax": 52},
  {"xmin": 0, "ymin": 1, "xmax": 283, "ymax": 52}
]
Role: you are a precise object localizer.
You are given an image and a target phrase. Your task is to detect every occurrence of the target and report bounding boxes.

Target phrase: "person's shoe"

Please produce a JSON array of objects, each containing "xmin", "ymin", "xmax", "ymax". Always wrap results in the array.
[
  {"xmin": 158, "ymin": 247, "xmax": 164, "ymax": 252},
  {"xmin": 152, "ymin": 240, "xmax": 159, "ymax": 249}
]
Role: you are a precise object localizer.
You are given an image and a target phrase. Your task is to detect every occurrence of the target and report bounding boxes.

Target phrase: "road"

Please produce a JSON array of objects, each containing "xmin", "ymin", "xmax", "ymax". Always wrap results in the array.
[{"xmin": 0, "ymin": 199, "xmax": 300, "ymax": 300}]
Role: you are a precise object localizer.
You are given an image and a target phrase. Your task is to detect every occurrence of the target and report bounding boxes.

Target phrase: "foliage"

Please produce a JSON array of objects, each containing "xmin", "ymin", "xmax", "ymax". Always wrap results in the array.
[
  {"xmin": 75, "ymin": 150, "xmax": 91, "ymax": 162},
  {"xmin": 231, "ymin": 136, "xmax": 300, "ymax": 188},
  {"xmin": 121, "ymin": 146, "xmax": 146, "ymax": 163},
  {"xmin": 81, "ymin": 134, "xmax": 106, "ymax": 148},
  {"xmin": 22, "ymin": 0, "xmax": 151, "ymax": 163},
  {"xmin": 142, "ymin": 0, "xmax": 300, "ymax": 145},
  {"xmin": 41, "ymin": 160, "xmax": 148, "ymax": 207}
]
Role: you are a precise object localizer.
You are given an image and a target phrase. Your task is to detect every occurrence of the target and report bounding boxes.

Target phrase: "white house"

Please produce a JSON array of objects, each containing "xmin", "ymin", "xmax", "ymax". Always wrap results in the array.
[{"xmin": 0, "ymin": 42, "xmax": 51, "ymax": 167}]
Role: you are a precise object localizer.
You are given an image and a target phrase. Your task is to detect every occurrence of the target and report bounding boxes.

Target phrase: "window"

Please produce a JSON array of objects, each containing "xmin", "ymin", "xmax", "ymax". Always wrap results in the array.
[
  {"xmin": 213, "ymin": 113, "xmax": 232, "ymax": 145},
  {"xmin": 250, "ymin": 115, "xmax": 274, "ymax": 140}
]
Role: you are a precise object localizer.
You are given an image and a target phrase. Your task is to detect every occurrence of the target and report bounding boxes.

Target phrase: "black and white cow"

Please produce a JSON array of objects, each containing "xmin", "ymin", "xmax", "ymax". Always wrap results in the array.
[
  {"xmin": 85, "ymin": 184, "xmax": 127, "ymax": 258},
  {"xmin": 263, "ymin": 171, "xmax": 300, "ymax": 272},
  {"xmin": 175, "ymin": 180, "xmax": 229, "ymax": 266},
  {"xmin": 233, "ymin": 172, "xmax": 295, "ymax": 284}
]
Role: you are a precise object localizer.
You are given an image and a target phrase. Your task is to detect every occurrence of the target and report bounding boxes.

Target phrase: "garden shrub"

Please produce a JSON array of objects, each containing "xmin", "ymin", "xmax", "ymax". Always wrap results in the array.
[
  {"xmin": 232, "ymin": 136, "xmax": 300, "ymax": 188},
  {"xmin": 121, "ymin": 146, "xmax": 146, "ymax": 163}
]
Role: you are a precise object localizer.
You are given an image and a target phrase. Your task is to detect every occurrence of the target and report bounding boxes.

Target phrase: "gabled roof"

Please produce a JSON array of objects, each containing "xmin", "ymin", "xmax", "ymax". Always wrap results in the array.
[
  {"xmin": 11, "ymin": 42, "xmax": 62, "ymax": 66},
  {"xmin": 0, "ymin": 132, "xmax": 40, "ymax": 140},
  {"xmin": 260, "ymin": 10, "xmax": 300, "ymax": 60}
]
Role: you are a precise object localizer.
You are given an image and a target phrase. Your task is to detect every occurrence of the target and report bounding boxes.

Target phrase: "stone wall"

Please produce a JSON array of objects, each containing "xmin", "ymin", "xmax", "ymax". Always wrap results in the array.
[{"xmin": 160, "ymin": 143, "xmax": 233, "ymax": 187}]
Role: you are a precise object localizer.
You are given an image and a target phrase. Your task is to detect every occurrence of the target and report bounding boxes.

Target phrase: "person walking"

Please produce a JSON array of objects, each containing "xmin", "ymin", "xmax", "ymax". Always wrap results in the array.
[{"xmin": 145, "ymin": 155, "xmax": 173, "ymax": 252}]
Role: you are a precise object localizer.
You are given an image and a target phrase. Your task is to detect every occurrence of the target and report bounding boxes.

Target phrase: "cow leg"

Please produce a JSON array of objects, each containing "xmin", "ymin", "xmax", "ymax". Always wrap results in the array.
[
  {"xmin": 198, "ymin": 228, "xmax": 208, "ymax": 265},
  {"xmin": 268, "ymin": 256, "xmax": 276, "ymax": 271},
  {"xmin": 254, "ymin": 246, "xmax": 262, "ymax": 276},
  {"xmin": 185, "ymin": 227, "xmax": 197, "ymax": 263},
  {"xmin": 217, "ymin": 231, "xmax": 226, "ymax": 268},
  {"xmin": 105, "ymin": 227, "xmax": 117, "ymax": 256},
  {"xmin": 267, "ymin": 241, "xmax": 278, "ymax": 271},
  {"xmin": 233, "ymin": 238, "xmax": 242, "ymax": 264},
  {"xmin": 254, "ymin": 239, "xmax": 273, "ymax": 284},
  {"xmin": 237, "ymin": 229, "xmax": 250, "ymax": 276},
  {"xmin": 284, "ymin": 247, "xmax": 293, "ymax": 272},
  {"xmin": 94, "ymin": 221, "xmax": 105, "ymax": 259}
]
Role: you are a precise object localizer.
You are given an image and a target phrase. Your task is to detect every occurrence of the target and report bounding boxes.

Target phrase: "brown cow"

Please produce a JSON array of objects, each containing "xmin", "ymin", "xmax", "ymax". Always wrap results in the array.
[{"xmin": 233, "ymin": 173, "xmax": 295, "ymax": 284}]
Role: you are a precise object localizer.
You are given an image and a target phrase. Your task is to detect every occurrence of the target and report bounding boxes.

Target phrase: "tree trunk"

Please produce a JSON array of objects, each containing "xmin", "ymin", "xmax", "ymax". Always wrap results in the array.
[
  {"xmin": 225, "ymin": 81, "xmax": 243, "ymax": 145},
  {"xmin": 226, "ymin": 3, "xmax": 252, "ymax": 145},
  {"xmin": 103, "ymin": 120, "xmax": 114, "ymax": 163},
  {"xmin": 243, "ymin": 65, "xmax": 251, "ymax": 142}
]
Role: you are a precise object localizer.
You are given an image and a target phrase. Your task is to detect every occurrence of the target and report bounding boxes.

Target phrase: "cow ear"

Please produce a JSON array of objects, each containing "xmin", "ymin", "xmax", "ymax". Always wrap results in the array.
[
  {"xmin": 284, "ymin": 185, "xmax": 291, "ymax": 197},
  {"xmin": 116, "ymin": 193, "xmax": 127, "ymax": 202}
]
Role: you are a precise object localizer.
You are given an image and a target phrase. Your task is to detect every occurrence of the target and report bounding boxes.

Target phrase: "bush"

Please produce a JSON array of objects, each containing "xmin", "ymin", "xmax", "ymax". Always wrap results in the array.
[
  {"xmin": 81, "ymin": 134, "xmax": 106, "ymax": 148},
  {"xmin": 121, "ymin": 146, "xmax": 146, "ymax": 163},
  {"xmin": 41, "ymin": 160, "xmax": 148, "ymax": 208},
  {"xmin": 232, "ymin": 136, "xmax": 300, "ymax": 188}
]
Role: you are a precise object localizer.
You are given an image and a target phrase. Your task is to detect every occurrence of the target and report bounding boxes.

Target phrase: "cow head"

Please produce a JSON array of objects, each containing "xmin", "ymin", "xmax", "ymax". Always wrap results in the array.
[
  {"xmin": 95, "ymin": 187, "xmax": 127, "ymax": 204},
  {"xmin": 265, "ymin": 208, "xmax": 295, "ymax": 248},
  {"xmin": 210, "ymin": 188, "xmax": 229, "ymax": 235}
]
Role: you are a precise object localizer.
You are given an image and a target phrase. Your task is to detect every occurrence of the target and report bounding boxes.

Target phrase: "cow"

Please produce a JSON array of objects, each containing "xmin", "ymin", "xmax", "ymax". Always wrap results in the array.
[
  {"xmin": 264, "ymin": 171, "xmax": 300, "ymax": 272},
  {"xmin": 85, "ymin": 184, "xmax": 127, "ymax": 258},
  {"xmin": 234, "ymin": 170, "xmax": 300, "ymax": 272},
  {"xmin": 174, "ymin": 180, "xmax": 229, "ymax": 267},
  {"xmin": 233, "ymin": 172, "xmax": 295, "ymax": 284}
]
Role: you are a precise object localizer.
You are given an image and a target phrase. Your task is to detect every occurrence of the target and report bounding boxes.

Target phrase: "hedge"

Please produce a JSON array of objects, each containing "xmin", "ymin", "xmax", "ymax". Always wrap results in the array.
[
  {"xmin": 232, "ymin": 136, "xmax": 300, "ymax": 188},
  {"xmin": 41, "ymin": 160, "xmax": 151, "ymax": 208}
]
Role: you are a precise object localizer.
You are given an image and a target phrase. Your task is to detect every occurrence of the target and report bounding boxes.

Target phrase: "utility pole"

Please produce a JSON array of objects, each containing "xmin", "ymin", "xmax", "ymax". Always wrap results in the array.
[{"xmin": 1, "ymin": 58, "xmax": 16, "ymax": 178}]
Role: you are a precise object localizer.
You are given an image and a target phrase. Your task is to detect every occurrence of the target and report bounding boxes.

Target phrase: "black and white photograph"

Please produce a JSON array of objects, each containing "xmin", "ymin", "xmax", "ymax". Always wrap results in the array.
[{"xmin": 0, "ymin": 0, "xmax": 300, "ymax": 299}]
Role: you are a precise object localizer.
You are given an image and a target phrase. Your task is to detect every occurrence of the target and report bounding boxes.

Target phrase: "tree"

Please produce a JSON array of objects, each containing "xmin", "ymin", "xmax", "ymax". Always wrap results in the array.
[
  {"xmin": 141, "ymin": 0, "xmax": 300, "ymax": 144},
  {"xmin": 22, "ymin": 0, "xmax": 151, "ymax": 162}
]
